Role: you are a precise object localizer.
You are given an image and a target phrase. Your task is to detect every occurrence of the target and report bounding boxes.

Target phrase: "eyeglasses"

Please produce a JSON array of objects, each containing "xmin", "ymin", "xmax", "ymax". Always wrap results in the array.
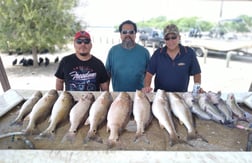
[
  {"xmin": 121, "ymin": 30, "xmax": 135, "ymax": 35},
  {"xmin": 164, "ymin": 36, "xmax": 177, "ymax": 41},
  {"xmin": 76, "ymin": 39, "xmax": 91, "ymax": 44}
]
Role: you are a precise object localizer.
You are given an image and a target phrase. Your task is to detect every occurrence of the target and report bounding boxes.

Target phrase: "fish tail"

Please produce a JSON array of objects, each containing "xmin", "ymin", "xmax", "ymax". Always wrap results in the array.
[
  {"xmin": 168, "ymin": 134, "xmax": 192, "ymax": 147},
  {"xmin": 106, "ymin": 139, "xmax": 124, "ymax": 150},
  {"xmin": 84, "ymin": 131, "xmax": 103, "ymax": 144},
  {"xmin": 169, "ymin": 134, "xmax": 180, "ymax": 147},
  {"xmin": 84, "ymin": 134, "xmax": 103, "ymax": 144},
  {"xmin": 106, "ymin": 139, "xmax": 117, "ymax": 149},
  {"xmin": 23, "ymin": 124, "xmax": 39, "ymax": 135},
  {"xmin": 134, "ymin": 133, "xmax": 150, "ymax": 144},
  {"xmin": 10, "ymin": 119, "xmax": 23, "ymax": 126},
  {"xmin": 224, "ymin": 120, "xmax": 236, "ymax": 128},
  {"xmin": 35, "ymin": 128, "xmax": 55, "ymax": 140},
  {"xmin": 61, "ymin": 132, "xmax": 77, "ymax": 143},
  {"xmin": 87, "ymin": 130, "xmax": 96, "ymax": 139},
  {"xmin": 187, "ymin": 131, "xmax": 197, "ymax": 141}
]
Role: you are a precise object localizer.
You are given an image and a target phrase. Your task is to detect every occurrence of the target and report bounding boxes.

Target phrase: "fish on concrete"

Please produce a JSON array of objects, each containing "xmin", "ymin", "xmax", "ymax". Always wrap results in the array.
[
  {"xmin": 11, "ymin": 90, "xmax": 43, "ymax": 126},
  {"xmin": 37, "ymin": 91, "xmax": 74, "ymax": 139},
  {"xmin": 62, "ymin": 93, "xmax": 95, "ymax": 143},
  {"xmin": 226, "ymin": 93, "xmax": 247, "ymax": 120},
  {"xmin": 23, "ymin": 89, "xmax": 58, "ymax": 135},
  {"xmin": 207, "ymin": 91, "xmax": 233, "ymax": 124},
  {"xmin": 133, "ymin": 90, "xmax": 153, "ymax": 144},
  {"xmin": 106, "ymin": 92, "xmax": 133, "ymax": 148},
  {"xmin": 198, "ymin": 93, "xmax": 226, "ymax": 124},
  {"xmin": 182, "ymin": 92, "xmax": 212, "ymax": 121},
  {"xmin": 152, "ymin": 89, "xmax": 180, "ymax": 146},
  {"xmin": 168, "ymin": 92, "xmax": 198, "ymax": 141},
  {"xmin": 84, "ymin": 91, "xmax": 113, "ymax": 144}
]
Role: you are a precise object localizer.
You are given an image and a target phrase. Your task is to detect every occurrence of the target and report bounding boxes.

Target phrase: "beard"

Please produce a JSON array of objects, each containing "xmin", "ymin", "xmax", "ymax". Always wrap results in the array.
[
  {"xmin": 79, "ymin": 52, "xmax": 89, "ymax": 56},
  {"xmin": 121, "ymin": 37, "xmax": 135, "ymax": 49}
]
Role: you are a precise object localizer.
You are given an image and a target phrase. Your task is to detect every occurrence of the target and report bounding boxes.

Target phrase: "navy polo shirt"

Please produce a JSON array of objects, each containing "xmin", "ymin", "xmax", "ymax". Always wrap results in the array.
[{"xmin": 147, "ymin": 44, "xmax": 201, "ymax": 92}]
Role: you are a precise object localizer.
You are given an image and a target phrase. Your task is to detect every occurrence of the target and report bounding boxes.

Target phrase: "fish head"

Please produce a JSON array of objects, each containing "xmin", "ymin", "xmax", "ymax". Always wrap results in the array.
[
  {"xmin": 81, "ymin": 93, "xmax": 95, "ymax": 102},
  {"xmin": 207, "ymin": 91, "xmax": 221, "ymax": 104},
  {"xmin": 155, "ymin": 89, "xmax": 166, "ymax": 97},
  {"xmin": 134, "ymin": 89, "xmax": 146, "ymax": 99},
  {"xmin": 33, "ymin": 91, "xmax": 43, "ymax": 98},
  {"xmin": 226, "ymin": 93, "xmax": 235, "ymax": 102},
  {"xmin": 102, "ymin": 91, "xmax": 113, "ymax": 101},
  {"xmin": 47, "ymin": 89, "xmax": 59, "ymax": 97},
  {"xmin": 118, "ymin": 92, "xmax": 131, "ymax": 100}
]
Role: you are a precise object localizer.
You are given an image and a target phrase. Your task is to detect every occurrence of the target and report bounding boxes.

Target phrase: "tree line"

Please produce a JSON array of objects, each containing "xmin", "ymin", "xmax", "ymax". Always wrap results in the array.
[{"xmin": 136, "ymin": 15, "xmax": 252, "ymax": 33}]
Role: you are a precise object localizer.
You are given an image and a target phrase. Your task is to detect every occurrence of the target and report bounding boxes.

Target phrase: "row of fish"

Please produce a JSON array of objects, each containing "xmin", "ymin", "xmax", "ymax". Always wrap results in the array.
[
  {"xmin": 10, "ymin": 90, "xmax": 131, "ymax": 148},
  {"xmin": 182, "ymin": 91, "xmax": 252, "ymax": 126},
  {"xmin": 10, "ymin": 89, "xmax": 251, "ymax": 148}
]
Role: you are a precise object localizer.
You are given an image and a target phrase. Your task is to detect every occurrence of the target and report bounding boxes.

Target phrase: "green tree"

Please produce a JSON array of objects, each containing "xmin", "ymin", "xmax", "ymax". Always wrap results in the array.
[
  {"xmin": 0, "ymin": 0, "xmax": 83, "ymax": 66},
  {"xmin": 137, "ymin": 16, "xmax": 215, "ymax": 33}
]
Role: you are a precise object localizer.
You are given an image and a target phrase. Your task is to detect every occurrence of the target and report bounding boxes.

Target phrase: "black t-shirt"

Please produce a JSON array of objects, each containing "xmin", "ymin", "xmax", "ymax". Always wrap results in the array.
[{"xmin": 55, "ymin": 54, "xmax": 109, "ymax": 91}]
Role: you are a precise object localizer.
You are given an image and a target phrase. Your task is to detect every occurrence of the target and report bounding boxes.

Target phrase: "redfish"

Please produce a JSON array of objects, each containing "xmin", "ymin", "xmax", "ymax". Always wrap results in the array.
[
  {"xmin": 152, "ymin": 89, "xmax": 180, "ymax": 146},
  {"xmin": 11, "ymin": 90, "xmax": 43, "ymax": 126},
  {"xmin": 24, "ymin": 89, "xmax": 58, "ymax": 135},
  {"xmin": 106, "ymin": 92, "xmax": 132, "ymax": 148},
  {"xmin": 84, "ymin": 91, "xmax": 113, "ymax": 143},
  {"xmin": 133, "ymin": 90, "xmax": 152, "ymax": 144},
  {"xmin": 168, "ymin": 92, "xmax": 197, "ymax": 141},
  {"xmin": 62, "ymin": 93, "xmax": 94, "ymax": 143},
  {"xmin": 37, "ymin": 91, "xmax": 74, "ymax": 139}
]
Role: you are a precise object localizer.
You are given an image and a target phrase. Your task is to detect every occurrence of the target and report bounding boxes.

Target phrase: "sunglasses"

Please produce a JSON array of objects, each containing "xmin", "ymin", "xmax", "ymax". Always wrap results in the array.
[
  {"xmin": 76, "ymin": 39, "xmax": 91, "ymax": 44},
  {"xmin": 121, "ymin": 30, "xmax": 135, "ymax": 35},
  {"xmin": 164, "ymin": 36, "xmax": 177, "ymax": 41}
]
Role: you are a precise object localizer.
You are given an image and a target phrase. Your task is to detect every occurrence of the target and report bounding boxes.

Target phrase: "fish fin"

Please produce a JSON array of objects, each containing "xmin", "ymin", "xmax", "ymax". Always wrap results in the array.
[
  {"xmin": 178, "ymin": 120, "xmax": 184, "ymax": 125},
  {"xmin": 61, "ymin": 131, "xmax": 77, "ymax": 143},
  {"xmin": 84, "ymin": 117, "xmax": 90, "ymax": 125}
]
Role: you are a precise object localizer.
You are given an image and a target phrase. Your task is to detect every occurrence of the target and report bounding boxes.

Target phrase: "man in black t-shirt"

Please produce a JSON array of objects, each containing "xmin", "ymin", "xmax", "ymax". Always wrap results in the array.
[{"xmin": 55, "ymin": 31, "xmax": 109, "ymax": 91}]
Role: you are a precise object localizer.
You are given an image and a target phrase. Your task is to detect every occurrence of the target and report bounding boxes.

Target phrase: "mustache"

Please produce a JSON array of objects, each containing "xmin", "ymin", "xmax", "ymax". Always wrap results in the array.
[{"xmin": 123, "ymin": 36, "xmax": 133, "ymax": 41}]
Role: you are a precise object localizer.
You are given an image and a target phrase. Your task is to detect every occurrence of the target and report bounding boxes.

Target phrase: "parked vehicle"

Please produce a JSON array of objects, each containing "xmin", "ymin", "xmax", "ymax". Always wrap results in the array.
[{"xmin": 139, "ymin": 28, "xmax": 165, "ymax": 48}]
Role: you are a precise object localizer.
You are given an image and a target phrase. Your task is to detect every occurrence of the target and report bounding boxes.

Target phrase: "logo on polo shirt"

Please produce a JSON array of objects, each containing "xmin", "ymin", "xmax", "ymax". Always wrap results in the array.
[{"xmin": 177, "ymin": 62, "xmax": 186, "ymax": 66}]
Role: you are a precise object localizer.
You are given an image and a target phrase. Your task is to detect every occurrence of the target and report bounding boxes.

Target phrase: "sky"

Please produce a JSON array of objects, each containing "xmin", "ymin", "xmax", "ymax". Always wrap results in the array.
[{"xmin": 74, "ymin": 0, "xmax": 252, "ymax": 27}]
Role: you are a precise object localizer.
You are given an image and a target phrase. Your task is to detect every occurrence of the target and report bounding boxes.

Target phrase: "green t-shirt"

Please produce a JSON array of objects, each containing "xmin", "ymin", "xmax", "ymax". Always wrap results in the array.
[{"xmin": 105, "ymin": 44, "xmax": 150, "ymax": 92}]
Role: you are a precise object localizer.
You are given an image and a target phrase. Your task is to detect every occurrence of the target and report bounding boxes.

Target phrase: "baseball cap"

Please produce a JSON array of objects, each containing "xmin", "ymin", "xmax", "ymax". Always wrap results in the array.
[
  {"xmin": 164, "ymin": 24, "xmax": 179, "ymax": 36},
  {"xmin": 74, "ymin": 31, "xmax": 91, "ymax": 40}
]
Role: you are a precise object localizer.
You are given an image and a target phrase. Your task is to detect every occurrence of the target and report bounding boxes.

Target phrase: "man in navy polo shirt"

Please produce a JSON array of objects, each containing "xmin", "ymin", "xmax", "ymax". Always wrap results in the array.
[{"xmin": 142, "ymin": 24, "xmax": 202, "ymax": 92}]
